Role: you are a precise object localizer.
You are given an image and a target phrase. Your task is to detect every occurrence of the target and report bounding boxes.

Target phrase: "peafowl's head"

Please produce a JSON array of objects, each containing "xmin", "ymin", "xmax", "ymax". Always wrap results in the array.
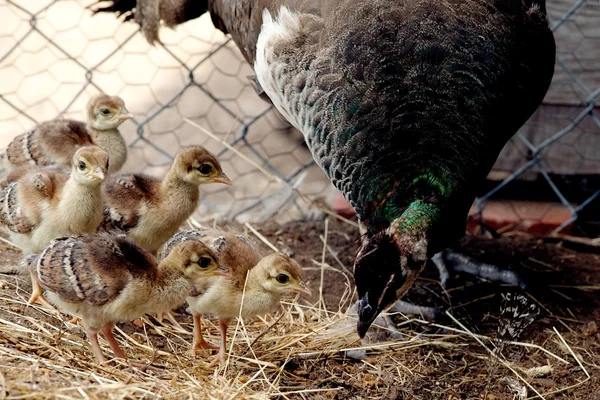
[{"xmin": 353, "ymin": 226, "xmax": 428, "ymax": 338}]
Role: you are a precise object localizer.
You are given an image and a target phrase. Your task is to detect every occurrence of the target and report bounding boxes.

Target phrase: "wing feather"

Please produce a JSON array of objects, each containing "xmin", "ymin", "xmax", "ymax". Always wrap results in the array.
[
  {"xmin": 99, "ymin": 174, "xmax": 159, "ymax": 233},
  {"xmin": 29, "ymin": 236, "xmax": 130, "ymax": 306}
]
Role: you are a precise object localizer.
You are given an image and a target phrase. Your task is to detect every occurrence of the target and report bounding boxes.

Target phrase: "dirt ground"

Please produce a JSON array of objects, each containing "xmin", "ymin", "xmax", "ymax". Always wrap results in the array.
[{"xmin": 1, "ymin": 219, "xmax": 600, "ymax": 399}]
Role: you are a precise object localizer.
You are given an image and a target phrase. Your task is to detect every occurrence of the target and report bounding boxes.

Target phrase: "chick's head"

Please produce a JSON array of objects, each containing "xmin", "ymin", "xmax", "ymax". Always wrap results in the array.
[
  {"xmin": 72, "ymin": 145, "xmax": 109, "ymax": 186},
  {"xmin": 87, "ymin": 94, "xmax": 133, "ymax": 130},
  {"xmin": 173, "ymin": 145, "xmax": 232, "ymax": 186},
  {"xmin": 165, "ymin": 240, "xmax": 227, "ymax": 281},
  {"xmin": 256, "ymin": 253, "xmax": 311, "ymax": 295}
]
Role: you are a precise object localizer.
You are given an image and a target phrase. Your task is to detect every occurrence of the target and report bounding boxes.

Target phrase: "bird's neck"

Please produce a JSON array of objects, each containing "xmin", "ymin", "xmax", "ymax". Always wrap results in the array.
[
  {"xmin": 385, "ymin": 200, "xmax": 441, "ymax": 262},
  {"xmin": 57, "ymin": 178, "xmax": 104, "ymax": 233},
  {"xmin": 148, "ymin": 263, "xmax": 193, "ymax": 311},
  {"xmin": 388, "ymin": 200, "xmax": 440, "ymax": 236},
  {"xmin": 86, "ymin": 125, "xmax": 128, "ymax": 173},
  {"xmin": 159, "ymin": 172, "xmax": 200, "ymax": 215}
]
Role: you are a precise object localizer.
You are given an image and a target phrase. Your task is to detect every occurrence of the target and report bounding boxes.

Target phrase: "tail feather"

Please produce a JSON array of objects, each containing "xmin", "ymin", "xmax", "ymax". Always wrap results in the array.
[
  {"xmin": 90, "ymin": 0, "xmax": 208, "ymax": 44},
  {"xmin": 89, "ymin": 0, "xmax": 136, "ymax": 20}
]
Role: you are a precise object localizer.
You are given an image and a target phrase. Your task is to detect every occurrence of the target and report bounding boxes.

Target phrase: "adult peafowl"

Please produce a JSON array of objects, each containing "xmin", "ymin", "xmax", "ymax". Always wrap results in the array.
[{"xmin": 92, "ymin": 0, "xmax": 556, "ymax": 337}]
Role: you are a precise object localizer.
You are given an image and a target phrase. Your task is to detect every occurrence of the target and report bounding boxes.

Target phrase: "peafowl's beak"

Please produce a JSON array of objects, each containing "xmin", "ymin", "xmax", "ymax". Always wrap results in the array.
[
  {"xmin": 356, "ymin": 268, "xmax": 420, "ymax": 338},
  {"xmin": 357, "ymin": 294, "xmax": 378, "ymax": 338}
]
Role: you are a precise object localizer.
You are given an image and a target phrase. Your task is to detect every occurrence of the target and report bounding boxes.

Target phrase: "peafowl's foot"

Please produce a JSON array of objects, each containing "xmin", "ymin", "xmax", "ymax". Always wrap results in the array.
[
  {"xmin": 387, "ymin": 300, "xmax": 444, "ymax": 322},
  {"xmin": 386, "ymin": 250, "xmax": 526, "ymax": 323},
  {"xmin": 432, "ymin": 250, "xmax": 526, "ymax": 289}
]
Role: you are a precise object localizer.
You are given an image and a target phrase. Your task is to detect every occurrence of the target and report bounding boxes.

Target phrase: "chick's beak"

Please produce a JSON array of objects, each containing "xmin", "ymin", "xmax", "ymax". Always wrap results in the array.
[
  {"xmin": 212, "ymin": 269, "xmax": 231, "ymax": 278},
  {"xmin": 212, "ymin": 172, "xmax": 233, "ymax": 186},
  {"xmin": 118, "ymin": 108, "xmax": 134, "ymax": 120},
  {"xmin": 93, "ymin": 166, "xmax": 106, "ymax": 180},
  {"xmin": 290, "ymin": 282, "xmax": 312, "ymax": 296}
]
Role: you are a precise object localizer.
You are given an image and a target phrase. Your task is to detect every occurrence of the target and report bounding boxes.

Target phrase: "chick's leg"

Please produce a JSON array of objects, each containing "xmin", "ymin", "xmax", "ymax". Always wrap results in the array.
[
  {"xmin": 86, "ymin": 329, "xmax": 106, "ymax": 364},
  {"xmin": 209, "ymin": 318, "xmax": 230, "ymax": 367},
  {"xmin": 100, "ymin": 324, "xmax": 127, "ymax": 359},
  {"xmin": 101, "ymin": 324, "xmax": 161, "ymax": 371},
  {"xmin": 155, "ymin": 311, "xmax": 186, "ymax": 332},
  {"xmin": 28, "ymin": 273, "xmax": 60, "ymax": 315},
  {"xmin": 191, "ymin": 313, "xmax": 219, "ymax": 355}
]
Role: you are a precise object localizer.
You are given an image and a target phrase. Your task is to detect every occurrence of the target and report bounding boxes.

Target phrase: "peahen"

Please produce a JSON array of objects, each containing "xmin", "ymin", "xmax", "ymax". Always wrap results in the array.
[{"xmin": 92, "ymin": 0, "xmax": 556, "ymax": 337}]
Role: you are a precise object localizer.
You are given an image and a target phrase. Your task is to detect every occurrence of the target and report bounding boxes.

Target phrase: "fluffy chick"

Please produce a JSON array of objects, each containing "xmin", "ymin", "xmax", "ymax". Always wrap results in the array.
[
  {"xmin": 158, "ymin": 228, "xmax": 310, "ymax": 365},
  {"xmin": 0, "ymin": 146, "xmax": 108, "ymax": 306},
  {"xmin": 23, "ymin": 234, "xmax": 224, "ymax": 364},
  {"xmin": 99, "ymin": 145, "xmax": 232, "ymax": 254},
  {"xmin": 4, "ymin": 93, "xmax": 132, "ymax": 174}
]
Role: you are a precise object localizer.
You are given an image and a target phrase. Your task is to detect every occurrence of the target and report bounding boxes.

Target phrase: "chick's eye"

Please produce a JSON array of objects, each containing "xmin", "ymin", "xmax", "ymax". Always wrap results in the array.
[
  {"xmin": 100, "ymin": 108, "xmax": 110, "ymax": 116},
  {"xmin": 78, "ymin": 161, "xmax": 86, "ymax": 170},
  {"xmin": 276, "ymin": 274, "xmax": 289, "ymax": 284},
  {"xmin": 198, "ymin": 257, "xmax": 211, "ymax": 268},
  {"xmin": 198, "ymin": 164, "xmax": 212, "ymax": 175}
]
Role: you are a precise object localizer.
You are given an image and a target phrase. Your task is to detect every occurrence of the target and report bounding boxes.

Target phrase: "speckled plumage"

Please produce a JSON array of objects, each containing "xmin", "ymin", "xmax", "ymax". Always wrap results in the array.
[
  {"xmin": 24, "ymin": 234, "xmax": 221, "ymax": 363},
  {"xmin": 0, "ymin": 181, "xmax": 36, "ymax": 234},
  {"xmin": 160, "ymin": 227, "xmax": 307, "ymax": 363},
  {"xmin": 0, "ymin": 146, "xmax": 108, "ymax": 254},
  {"xmin": 93, "ymin": 0, "xmax": 555, "ymax": 336},
  {"xmin": 4, "ymin": 94, "xmax": 131, "ymax": 174}
]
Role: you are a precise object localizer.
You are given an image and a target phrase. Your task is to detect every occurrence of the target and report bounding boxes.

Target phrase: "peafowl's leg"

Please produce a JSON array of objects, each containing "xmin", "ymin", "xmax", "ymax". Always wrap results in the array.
[
  {"xmin": 387, "ymin": 300, "xmax": 444, "ymax": 321},
  {"xmin": 386, "ymin": 250, "xmax": 526, "ymax": 322},
  {"xmin": 433, "ymin": 250, "xmax": 526, "ymax": 289}
]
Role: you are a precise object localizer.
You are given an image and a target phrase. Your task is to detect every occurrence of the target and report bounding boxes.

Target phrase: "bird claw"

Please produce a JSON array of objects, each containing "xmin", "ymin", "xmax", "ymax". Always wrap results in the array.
[
  {"xmin": 433, "ymin": 250, "xmax": 527, "ymax": 289},
  {"xmin": 207, "ymin": 352, "xmax": 225, "ymax": 368},
  {"xmin": 388, "ymin": 300, "xmax": 444, "ymax": 322},
  {"xmin": 191, "ymin": 339, "xmax": 219, "ymax": 356},
  {"xmin": 27, "ymin": 289, "xmax": 60, "ymax": 316}
]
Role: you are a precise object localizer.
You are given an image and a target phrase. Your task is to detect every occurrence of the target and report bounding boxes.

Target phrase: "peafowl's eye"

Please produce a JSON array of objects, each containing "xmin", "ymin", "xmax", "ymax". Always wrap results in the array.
[
  {"xmin": 276, "ymin": 274, "xmax": 289, "ymax": 284},
  {"xmin": 198, "ymin": 164, "xmax": 213, "ymax": 175},
  {"xmin": 78, "ymin": 161, "xmax": 86, "ymax": 170},
  {"xmin": 198, "ymin": 257, "xmax": 211, "ymax": 268},
  {"xmin": 100, "ymin": 108, "xmax": 110, "ymax": 116}
]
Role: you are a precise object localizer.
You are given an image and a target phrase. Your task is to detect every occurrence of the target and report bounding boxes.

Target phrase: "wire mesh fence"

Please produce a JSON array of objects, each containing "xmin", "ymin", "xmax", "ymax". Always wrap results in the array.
[{"xmin": 0, "ymin": 0, "xmax": 599, "ymax": 233}]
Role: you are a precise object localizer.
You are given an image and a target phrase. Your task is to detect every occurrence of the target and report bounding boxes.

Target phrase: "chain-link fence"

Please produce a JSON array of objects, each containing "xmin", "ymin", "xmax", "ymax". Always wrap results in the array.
[{"xmin": 0, "ymin": 0, "xmax": 599, "ymax": 233}]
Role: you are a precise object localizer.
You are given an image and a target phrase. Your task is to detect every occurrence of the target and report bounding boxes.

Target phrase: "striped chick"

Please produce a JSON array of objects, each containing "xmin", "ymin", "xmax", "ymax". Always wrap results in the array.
[
  {"xmin": 4, "ymin": 93, "xmax": 132, "ymax": 174},
  {"xmin": 159, "ymin": 227, "xmax": 310, "ymax": 366},
  {"xmin": 23, "ymin": 234, "xmax": 225, "ymax": 364},
  {"xmin": 0, "ymin": 146, "xmax": 108, "ymax": 308}
]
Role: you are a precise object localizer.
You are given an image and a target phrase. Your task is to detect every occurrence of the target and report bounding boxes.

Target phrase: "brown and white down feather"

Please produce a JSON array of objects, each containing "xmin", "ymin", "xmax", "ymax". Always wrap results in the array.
[
  {"xmin": 159, "ymin": 227, "xmax": 308, "ymax": 362},
  {"xmin": 0, "ymin": 146, "xmax": 108, "ymax": 254},
  {"xmin": 99, "ymin": 145, "xmax": 232, "ymax": 254},
  {"xmin": 23, "ymin": 234, "xmax": 221, "ymax": 362},
  {"xmin": 4, "ymin": 93, "xmax": 132, "ymax": 174}
]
